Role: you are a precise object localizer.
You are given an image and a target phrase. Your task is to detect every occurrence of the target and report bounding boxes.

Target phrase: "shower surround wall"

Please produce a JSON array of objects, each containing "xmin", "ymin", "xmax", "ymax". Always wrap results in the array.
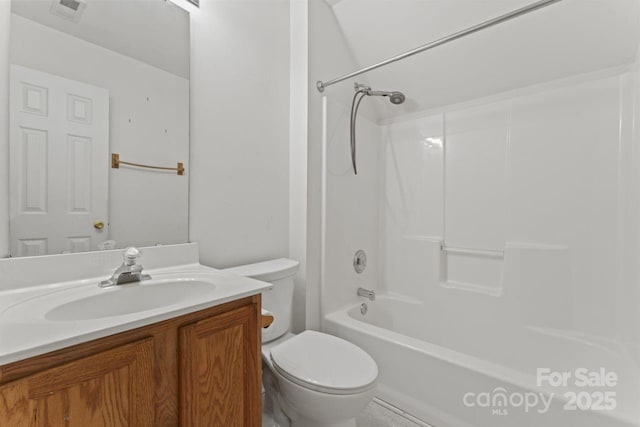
[
  {"xmin": 381, "ymin": 69, "xmax": 640, "ymax": 356},
  {"xmin": 322, "ymin": 67, "xmax": 640, "ymax": 426}
]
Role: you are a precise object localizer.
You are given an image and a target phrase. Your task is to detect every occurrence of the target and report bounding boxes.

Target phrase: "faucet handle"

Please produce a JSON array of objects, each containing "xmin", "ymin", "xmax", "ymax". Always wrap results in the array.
[{"xmin": 123, "ymin": 247, "xmax": 141, "ymax": 266}]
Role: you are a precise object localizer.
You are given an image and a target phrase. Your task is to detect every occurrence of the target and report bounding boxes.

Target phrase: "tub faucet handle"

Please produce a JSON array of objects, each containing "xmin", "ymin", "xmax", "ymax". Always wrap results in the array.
[{"xmin": 123, "ymin": 247, "xmax": 141, "ymax": 266}]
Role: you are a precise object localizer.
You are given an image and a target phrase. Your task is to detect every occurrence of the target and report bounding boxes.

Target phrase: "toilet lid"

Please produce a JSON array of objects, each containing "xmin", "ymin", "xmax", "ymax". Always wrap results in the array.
[{"xmin": 270, "ymin": 330, "xmax": 378, "ymax": 394}]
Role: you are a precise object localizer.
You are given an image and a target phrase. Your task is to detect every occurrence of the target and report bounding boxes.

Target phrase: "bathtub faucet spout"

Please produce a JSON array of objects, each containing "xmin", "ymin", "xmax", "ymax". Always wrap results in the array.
[{"xmin": 357, "ymin": 287, "xmax": 375, "ymax": 301}]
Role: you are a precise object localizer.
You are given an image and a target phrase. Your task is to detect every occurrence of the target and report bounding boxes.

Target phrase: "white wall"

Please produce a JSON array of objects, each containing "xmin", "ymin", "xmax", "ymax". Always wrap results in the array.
[
  {"xmin": 0, "ymin": 1, "xmax": 9, "ymax": 258},
  {"xmin": 307, "ymin": 0, "xmax": 369, "ymax": 329},
  {"xmin": 8, "ymin": 14, "xmax": 189, "ymax": 250},
  {"xmin": 189, "ymin": 0, "xmax": 290, "ymax": 269},
  {"xmin": 289, "ymin": 0, "xmax": 308, "ymax": 333}
]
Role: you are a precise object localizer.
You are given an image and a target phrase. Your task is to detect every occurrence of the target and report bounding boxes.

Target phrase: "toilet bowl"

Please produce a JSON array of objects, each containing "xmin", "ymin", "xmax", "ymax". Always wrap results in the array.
[{"xmin": 225, "ymin": 259, "xmax": 378, "ymax": 427}]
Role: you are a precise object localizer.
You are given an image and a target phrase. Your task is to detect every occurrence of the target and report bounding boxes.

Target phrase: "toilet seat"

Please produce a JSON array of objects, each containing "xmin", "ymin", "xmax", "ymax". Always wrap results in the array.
[{"xmin": 269, "ymin": 330, "xmax": 378, "ymax": 395}]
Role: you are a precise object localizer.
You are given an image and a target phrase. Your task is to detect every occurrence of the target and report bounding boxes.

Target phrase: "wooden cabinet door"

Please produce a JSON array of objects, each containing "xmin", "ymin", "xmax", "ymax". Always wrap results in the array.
[
  {"xmin": 0, "ymin": 338, "xmax": 154, "ymax": 427},
  {"xmin": 180, "ymin": 304, "xmax": 261, "ymax": 427}
]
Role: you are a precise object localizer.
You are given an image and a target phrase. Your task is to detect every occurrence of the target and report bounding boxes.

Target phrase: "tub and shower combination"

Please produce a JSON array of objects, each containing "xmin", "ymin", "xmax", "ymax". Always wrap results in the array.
[{"xmin": 316, "ymin": 1, "xmax": 640, "ymax": 426}]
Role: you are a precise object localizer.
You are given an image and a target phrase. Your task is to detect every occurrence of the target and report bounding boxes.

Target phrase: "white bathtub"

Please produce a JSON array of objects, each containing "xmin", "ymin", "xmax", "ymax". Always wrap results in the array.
[{"xmin": 324, "ymin": 295, "xmax": 640, "ymax": 427}]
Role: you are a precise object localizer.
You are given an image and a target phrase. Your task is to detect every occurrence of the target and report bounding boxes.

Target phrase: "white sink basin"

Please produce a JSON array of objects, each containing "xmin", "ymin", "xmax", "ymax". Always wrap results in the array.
[
  {"xmin": 0, "ymin": 257, "xmax": 273, "ymax": 366},
  {"xmin": 44, "ymin": 279, "xmax": 215, "ymax": 321}
]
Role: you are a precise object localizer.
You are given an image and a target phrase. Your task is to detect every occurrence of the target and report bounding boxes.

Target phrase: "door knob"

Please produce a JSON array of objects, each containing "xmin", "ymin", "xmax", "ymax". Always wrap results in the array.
[{"xmin": 94, "ymin": 221, "xmax": 105, "ymax": 230}]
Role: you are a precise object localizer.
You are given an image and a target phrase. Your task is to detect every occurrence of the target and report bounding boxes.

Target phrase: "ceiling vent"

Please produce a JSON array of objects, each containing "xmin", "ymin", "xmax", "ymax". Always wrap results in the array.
[{"xmin": 49, "ymin": 0, "xmax": 87, "ymax": 23}]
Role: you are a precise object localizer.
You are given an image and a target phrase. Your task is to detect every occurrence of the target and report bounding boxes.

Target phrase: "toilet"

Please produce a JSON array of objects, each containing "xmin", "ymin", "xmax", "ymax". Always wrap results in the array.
[{"xmin": 224, "ymin": 258, "xmax": 378, "ymax": 427}]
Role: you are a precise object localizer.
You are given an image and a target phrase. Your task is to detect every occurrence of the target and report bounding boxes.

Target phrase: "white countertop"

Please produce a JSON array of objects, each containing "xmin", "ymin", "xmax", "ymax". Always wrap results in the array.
[{"xmin": 0, "ymin": 263, "xmax": 270, "ymax": 366}]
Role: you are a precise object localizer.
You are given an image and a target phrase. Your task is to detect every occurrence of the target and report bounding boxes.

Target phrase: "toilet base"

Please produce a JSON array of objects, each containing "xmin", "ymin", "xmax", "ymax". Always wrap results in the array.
[{"xmin": 273, "ymin": 371, "xmax": 372, "ymax": 427}]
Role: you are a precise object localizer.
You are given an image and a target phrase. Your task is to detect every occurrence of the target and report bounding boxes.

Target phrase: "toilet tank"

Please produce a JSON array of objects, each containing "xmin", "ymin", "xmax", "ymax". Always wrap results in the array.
[{"xmin": 224, "ymin": 258, "xmax": 299, "ymax": 343}]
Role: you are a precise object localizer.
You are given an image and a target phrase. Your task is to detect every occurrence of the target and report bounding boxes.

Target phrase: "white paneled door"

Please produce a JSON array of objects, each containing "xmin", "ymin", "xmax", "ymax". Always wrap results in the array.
[{"xmin": 9, "ymin": 65, "xmax": 109, "ymax": 256}]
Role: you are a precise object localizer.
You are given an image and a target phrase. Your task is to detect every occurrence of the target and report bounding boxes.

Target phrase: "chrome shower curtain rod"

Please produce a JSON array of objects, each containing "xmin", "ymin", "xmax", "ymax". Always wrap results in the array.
[{"xmin": 316, "ymin": 0, "xmax": 564, "ymax": 93}]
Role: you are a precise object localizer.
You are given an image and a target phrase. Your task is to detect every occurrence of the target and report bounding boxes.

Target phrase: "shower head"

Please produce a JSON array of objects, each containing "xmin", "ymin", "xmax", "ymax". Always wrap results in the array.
[
  {"xmin": 389, "ymin": 92, "xmax": 406, "ymax": 105},
  {"xmin": 368, "ymin": 90, "xmax": 406, "ymax": 105},
  {"xmin": 349, "ymin": 84, "xmax": 407, "ymax": 175}
]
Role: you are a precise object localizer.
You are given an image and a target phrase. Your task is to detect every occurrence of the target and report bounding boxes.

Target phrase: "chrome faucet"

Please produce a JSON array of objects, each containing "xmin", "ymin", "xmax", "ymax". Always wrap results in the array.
[
  {"xmin": 357, "ymin": 287, "xmax": 375, "ymax": 301},
  {"xmin": 100, "ymin": 247, "xmax": 151, "ymax": 288}
]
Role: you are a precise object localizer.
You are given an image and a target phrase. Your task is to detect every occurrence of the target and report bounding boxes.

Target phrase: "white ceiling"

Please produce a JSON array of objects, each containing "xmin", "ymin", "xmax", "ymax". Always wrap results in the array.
[
  {"xmin": 326, "ymin": 0, "xmax": 640, "ymax": 119},
  {"xmin": 11, "ymin": 0, "xmax": 190, "ymax": 79}
]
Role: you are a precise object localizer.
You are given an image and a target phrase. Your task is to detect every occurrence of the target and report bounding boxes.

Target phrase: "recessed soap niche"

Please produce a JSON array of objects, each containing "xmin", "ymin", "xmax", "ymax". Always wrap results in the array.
[
  {"xmin": 440, "ymin": 243, "xmax": 505, "ymax": 297},
  {"xmin": 438, "ymin": 240, "xmax": 570, "ymax": 300}
]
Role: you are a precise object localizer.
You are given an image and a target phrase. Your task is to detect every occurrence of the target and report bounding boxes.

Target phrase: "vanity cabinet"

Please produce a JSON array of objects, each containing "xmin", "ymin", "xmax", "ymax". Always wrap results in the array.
[
  {"xmin": 0, "ymin": 295, "xmax": 261, "ymax": 427},
  {"xmin": 180, "ymin": 304, "xmax": 260, "ymax": 426}
]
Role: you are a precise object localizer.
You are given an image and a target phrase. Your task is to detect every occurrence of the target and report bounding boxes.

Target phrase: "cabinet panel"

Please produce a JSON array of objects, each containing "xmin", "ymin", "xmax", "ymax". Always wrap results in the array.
[
  {"xmin": 0, "ymin": 380, "xmax": 32, "ymax": 426},
  {"xmin": 180, "ymin": 304, "xmax": 261, "ymax": 427},
  {"xmin": 0, "ymin": 338, "xmax": 154, "ymax": 427}
]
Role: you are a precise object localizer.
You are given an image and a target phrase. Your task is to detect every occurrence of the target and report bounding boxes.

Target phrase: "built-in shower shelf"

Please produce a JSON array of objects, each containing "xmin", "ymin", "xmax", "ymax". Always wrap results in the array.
[
  {"xmin": 439, "ymin": 241, "xmax": 504, "ymax": 297},
  {"xmin": 437, "ymin": 241, "xmax": 570, "ymax": 297},
  {"xmin": 440, "ymin": 244, "xmax": 504, "ymax": 259}
]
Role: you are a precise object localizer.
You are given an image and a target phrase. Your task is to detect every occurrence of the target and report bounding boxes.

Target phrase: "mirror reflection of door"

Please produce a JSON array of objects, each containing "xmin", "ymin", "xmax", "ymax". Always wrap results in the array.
[{"xmin": 9, "ymin": 65, "xmax": 109, "ymax": 256}]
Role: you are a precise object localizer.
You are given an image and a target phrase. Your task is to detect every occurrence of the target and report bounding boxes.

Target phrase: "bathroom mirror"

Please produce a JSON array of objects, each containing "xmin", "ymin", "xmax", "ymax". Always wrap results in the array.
[{"xmin": 5, "ymin": 0, "xmax": 190, "ymax": 257}]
